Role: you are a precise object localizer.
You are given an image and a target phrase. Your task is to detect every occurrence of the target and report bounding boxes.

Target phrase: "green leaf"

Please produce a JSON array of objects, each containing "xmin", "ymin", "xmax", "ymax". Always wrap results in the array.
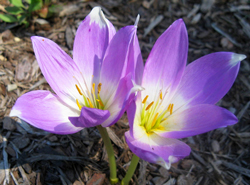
[
  {"xmin": 9, "ymin": 0, "xmax": 24, "ymax": 8},
  {"xmin": 25, "ymin": 0, "xmax": 31, "ymax": 4},
  {"xmin": 0, "ymin": 14, "xmax": 18, "ymax": 23},
  {"xmin": 17, "ymin": 14, "xmax": 27, "ymax": 24},
  {"xmin": 28, "ymin": 0, "xmax": 43, "ymax": 12},
  {"xmin": 5, "ymin": 6, "xmax": 24, "ymax": 15}
]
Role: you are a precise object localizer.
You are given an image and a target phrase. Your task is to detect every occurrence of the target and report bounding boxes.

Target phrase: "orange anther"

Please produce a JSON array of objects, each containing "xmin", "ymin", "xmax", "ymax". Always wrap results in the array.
[
  {"xmin": 87, "ymin": 98, "xmax": 93, "ymax": 108},
  {"xmin": 76, "ymin": 99, "xmax": 82, "ymax": 110},
  {"xmin": 151, "ymin": 113, "xmax": 159, "ymax": 128},
  {"xmin": 170, "ymin": 104, "xmax": 174, "ymax": 115},
  {"xmin": 145, "ymin": 101, "xmax": 154, "ymax": 111},
  {"xmin": 75, "ymin": 84, "xmax": 83, "ymax": 95},
  {"xmin": 142, "ymin": 95, "xmax": 149, "ymax": 104},
  {"xmin": 97, "ymin": 99, "xmax": 104, "ymax": 107},
  {"xmin": 97, "ymin": 83, "xmax": 102, "ymax": 94}
]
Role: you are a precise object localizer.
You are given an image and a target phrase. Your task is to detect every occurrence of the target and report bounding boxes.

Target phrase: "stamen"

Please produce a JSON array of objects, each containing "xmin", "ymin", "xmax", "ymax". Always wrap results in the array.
[
  {"xmin": 160, "ymin": 91, "xmax": 163, "ymax": 100},
  {"xmin": 92, "ymin": 83, "xmax": 95, "ymax": 94},
  {"xmin": 146, "ymin": 101, "xmax": 154, "ymax": 111},
  {"xmin": 75, "ymin": 84, "xmax": 83, "ymax": 95},
  {"xmin": 170, "ymin": 104, "xmax": 174, "ymax": 115},
  {"xmin": 87, "ymin": 98, "xmax": 93, "ymax": 108},
  {"xmin": 167, "ymin": 104, "xmax": 171, "ymax": 112},
  {"xmin": 98, "ymin": 83, "xmax": 102, "ymax": 94},
  {"xmin": 142, "ymin": 95, "xmax": 149, "ymax": 104},
  {"xmin": 151, "ymin": 113, "xmax": 159, "ymax": 128},
  {"xmin": 96, "ymin": 99, "xmax": 104, "ymax": 107},
  {"xmin": 76, "ymin": 99, "xmax": 82, "ymax": 110}
]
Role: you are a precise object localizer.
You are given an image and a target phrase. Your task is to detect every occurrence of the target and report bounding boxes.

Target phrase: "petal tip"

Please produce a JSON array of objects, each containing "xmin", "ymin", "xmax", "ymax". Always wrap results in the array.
[
  {"xmin": 9, "ymin": 108, "xmax": 20, "ymax": 117},
  {"xmin": 89, "ymin": 6, "xmax": 107, "ymax": 28},
  {"xmin": 134, "ymin": 14, "xmax": 140, "ymax": 27},
  {"xmin": 230, "ymin": 53, "xmax": 246, "ymax": 66}
]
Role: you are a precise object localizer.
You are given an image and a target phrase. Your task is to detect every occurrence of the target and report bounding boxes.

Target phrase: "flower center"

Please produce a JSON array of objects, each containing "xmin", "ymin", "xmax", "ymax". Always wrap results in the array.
[
  {"xmin": 75, "ymin": 81, "xmax": 105, "ymax": 111},
  {"xmin": 140, "ymin": 91, "xmax": 174, "ymax": 134}
]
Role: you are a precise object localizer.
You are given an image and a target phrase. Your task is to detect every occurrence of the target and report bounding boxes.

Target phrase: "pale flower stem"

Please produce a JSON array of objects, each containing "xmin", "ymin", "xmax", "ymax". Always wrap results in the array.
[
  {"xmin": 121, "ymin": 154, "xmax": 140, "ymax": 185},
  {"xmin": 96, "ymin": 125, "xmax": 118, "ymax": 184}
]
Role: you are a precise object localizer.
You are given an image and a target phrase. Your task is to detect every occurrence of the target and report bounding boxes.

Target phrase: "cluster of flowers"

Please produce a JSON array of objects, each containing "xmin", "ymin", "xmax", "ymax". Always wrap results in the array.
[{"xmin": 10, "ymin": 7, "xmax": 246, "ymax": 184}]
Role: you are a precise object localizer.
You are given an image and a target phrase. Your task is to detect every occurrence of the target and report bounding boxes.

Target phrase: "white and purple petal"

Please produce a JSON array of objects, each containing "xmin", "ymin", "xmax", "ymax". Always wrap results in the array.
[
  {"xmin": 142, "ymin": 19, "xmax": 188, "ymax": 103},
  {"xmin": 101, "ymin": 74, "xmax": 133, "ymax": 127},
  {"xmin": 10, "ymin": 90, "xmax": 82, "ymax": 135},
  {"xmin": 31, "ymin": 36, "xmax": 82, "ymax": 110},
  {"xmin": 156, "ymin": 104, "xmax": 237, "ymax": 139},
  {"xmin": 69, "ymin": 107, "xmax": 110, "ymax": 128},
  {"xmin": 125, "ymin": 132, "xmax": 191, "ymax": 169},
  {"xmin": 73, "ymin": 7, "xmax": 116, "ymax": 87},
  {"xmin": 100, "ymin": 25, "xmax": 138, "ymax": 106},
  {"xmin": 172, "ymin": 52, "xmax": 246, "ymax": 110}
]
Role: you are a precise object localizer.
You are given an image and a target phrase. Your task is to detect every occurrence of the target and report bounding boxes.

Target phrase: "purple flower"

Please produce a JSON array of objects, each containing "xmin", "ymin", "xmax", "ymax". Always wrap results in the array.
[
  {"xmin": 125, "ymin": 19, "xmax": 246, "ymax": 169},
  {"xmin": 10, "ymin": 7, "xmax": 138, "ymax": 134}
]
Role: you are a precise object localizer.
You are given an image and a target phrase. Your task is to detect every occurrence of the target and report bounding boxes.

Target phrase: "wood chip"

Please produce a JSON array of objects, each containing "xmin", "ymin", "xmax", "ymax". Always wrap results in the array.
[
  {"xmin": 211, "ymin": 23, "xmax": 242, "ymax": 47},
  {"xmin": 106, "ymin": 127, "xmax": 124, "ymax": 148},
  {"xmin": 86, "ymin": 173, "xmax": 106, "ymax": 185},
  {"xmin": 222, "ymin": 161, "xmax": 250, "ymax": 178},
  {"xmin": 7, "ymin": 84, "xmax": 17, "ymax": 92},
  {"xmin": 201, "ymin": 0, "xmax": 215, "ymax": 13},
  {"xmin": 3, "ymin": 116, "xmax": 16, "ymax": 131},
  {"xmin": 3, "ymin": 136, "xmax": 10, "ymax": 184},
  {"xmin": 144, "ymin": 15, "xmax": 164, "ymax": 37},
  {"xmin": 59, "ymin": 5, "xmax": 80, "ymax": 17}
]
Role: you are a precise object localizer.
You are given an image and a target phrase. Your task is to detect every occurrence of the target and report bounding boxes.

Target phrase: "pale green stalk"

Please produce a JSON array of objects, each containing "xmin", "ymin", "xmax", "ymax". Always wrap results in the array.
[
  {"xmin": 96, "ymin": 125, "xmax": 118, "ymax": 184},
  {"xmin": 121, "ymin": 154, "xmax": 140, "ymax": 185}
]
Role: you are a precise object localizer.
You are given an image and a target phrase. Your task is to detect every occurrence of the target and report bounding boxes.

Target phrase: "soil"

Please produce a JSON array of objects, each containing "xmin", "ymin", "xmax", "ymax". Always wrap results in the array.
[{"xmin": 0, "ymin": 0, "xmax": 250, "ymax": 185}]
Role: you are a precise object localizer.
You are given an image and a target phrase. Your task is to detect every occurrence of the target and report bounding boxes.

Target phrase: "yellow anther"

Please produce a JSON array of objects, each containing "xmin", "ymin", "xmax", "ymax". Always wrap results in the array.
[
  {"xmin": 76, "ymin": 99, "xmax": 82, "ymax": 110},
  {"xmin": 75, "ymin": 84, "xmax": 83, "ymax": 95},
  {"xmin": 167, "ymin": 104, "xmax": 171, "ymax": 112},
  {"xmin": 92, "ymin": 83, "xmax": 95, "ymax": 94},
  {"xmin": 151, "ymin": 113, "xmax": 159, "ymax": 128},
  {"xmin": 145, "ymin": 101, "xmax": 154, "ymax": 111},
  {"xmin": 87, "ymin": 98, "xmax": 93, "ymax": 108},
  {"xmin": 170, "ymin": 104, "xmax": 174, "ymax": 115},
  {"xmin": 96, "ymin": 99, "xmax": 104, "ymax": 107},
  {"xmin": 98, "ymin": 83, "xmax": 102, "ymax": 94},
  {"xmin": 142, "ymin": 95, "xmax": 149, "ymax": 104},
  {"xmin": 160, "ymin": 91, "xmax": 163, "ymax": 100}
]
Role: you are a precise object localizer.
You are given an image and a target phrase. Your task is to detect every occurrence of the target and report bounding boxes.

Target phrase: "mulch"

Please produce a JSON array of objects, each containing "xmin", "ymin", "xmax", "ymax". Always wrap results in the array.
[{"xmin": 0, "ymin": 0, "xmax": 250, "ymax": 184}]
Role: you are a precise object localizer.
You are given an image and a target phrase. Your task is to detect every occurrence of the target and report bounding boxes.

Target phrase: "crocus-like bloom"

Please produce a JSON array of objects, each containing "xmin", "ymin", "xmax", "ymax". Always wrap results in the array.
[
  {"xmin": 125, "ymin": 19, "xmax": 246, "ymax": 169},
  {"xmin": 10, "ymin": 7, "xmax": 138, "ymax": 134}
]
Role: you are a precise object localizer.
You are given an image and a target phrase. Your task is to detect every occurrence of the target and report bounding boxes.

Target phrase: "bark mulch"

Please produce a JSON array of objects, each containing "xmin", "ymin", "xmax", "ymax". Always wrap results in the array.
[{"xmin": 0, "ymin": 0, "xmax": 250, "ymax": 184}]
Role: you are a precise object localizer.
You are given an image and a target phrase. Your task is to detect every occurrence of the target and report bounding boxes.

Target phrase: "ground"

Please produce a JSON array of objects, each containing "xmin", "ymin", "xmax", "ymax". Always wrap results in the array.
[{"xmin": 0, "ymin": 0, "xmax": 250, "ymax": 185}]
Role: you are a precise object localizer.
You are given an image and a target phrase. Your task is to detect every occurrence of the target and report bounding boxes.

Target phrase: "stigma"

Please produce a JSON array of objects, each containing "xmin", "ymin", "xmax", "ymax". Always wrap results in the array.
[
  {"xmin": 141, "ymin": 90, "xmax": 174, "ymax": 133},
  {"xmin": 74, "ymin": 79, "xmax": 104, "ymax": 110}
]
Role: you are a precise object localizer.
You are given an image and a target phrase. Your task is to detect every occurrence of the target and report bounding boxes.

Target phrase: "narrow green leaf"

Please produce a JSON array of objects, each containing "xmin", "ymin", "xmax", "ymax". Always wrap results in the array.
[
  {"xmin": 9, "ymin": 0, "xmax": 24, "ymax": 8},
  {"xmin": 0, "ymin": 14, "xmax": 18, "ymax": 23},
  {"xmin": 5, "ymin": 6, "xmax": 24, "ymax": 15}
]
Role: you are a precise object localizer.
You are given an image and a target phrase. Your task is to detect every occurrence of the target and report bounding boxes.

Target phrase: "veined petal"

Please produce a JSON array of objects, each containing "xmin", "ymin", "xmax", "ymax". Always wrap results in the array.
[
  {"xmin": 126, "ymin": 27, "xmax": 144, "ymax": 85},
  {"xmin": 69, "ymin": 107, "xmax": 110, "ymax": 128},
  {"xmin": 100, "ymin": 25, "xmax": 138, "ymax": 105},
  {"xmin": 125, "ymin": 132, "xmax": 191, "ymax": 169},
  {"xmin": 73, "ymin": 7, "xmax": 116, "ymax": 87},
  {"xmin": 101, "ymin": 74, "xmax": 134, "ymax": 127},
  {"xmin": 9, "ymin": 90, "xmax": 82, "ymax": 135},
  {"xmin": 31, "ymin": 36, "xmax": 82, "ymax": 110},
  {"xmin": 156, "ymin": 104, "xmax": 237, "ymax": 139},
  {"xmin": 141, "ymin": 19, "xmax": 188, "ymax": 103},
  {"xmin": 172, "ymin": 52, "xmax": 245, "ymax": 110}
]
